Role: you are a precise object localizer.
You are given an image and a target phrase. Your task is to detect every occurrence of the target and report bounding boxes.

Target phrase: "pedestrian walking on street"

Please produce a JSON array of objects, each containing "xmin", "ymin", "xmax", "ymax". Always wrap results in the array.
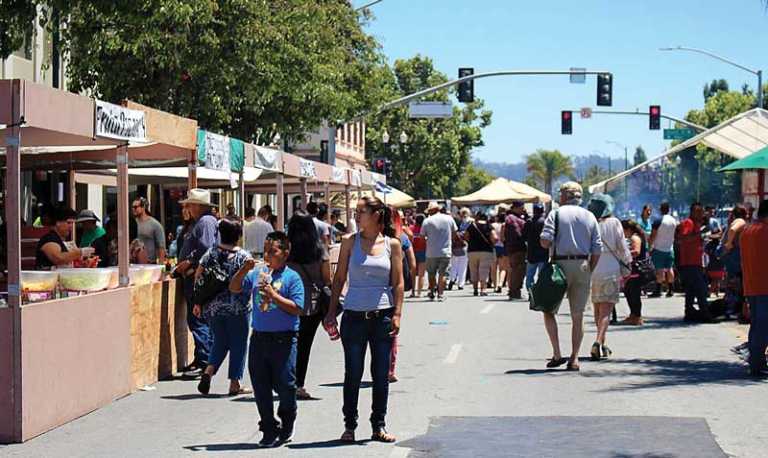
[
  {"xmin": 721, "ymin": 205, "xmax": 747, "ymax": 319},
  {"xmin": 286, "ymin": 210, "xmax": 332, "ymax": 401},
  {"xmin": 323, "ymin": 196, "xmax": 404, "ymax": 444},
  {"xmin": 421, "ymin": 201, "xmax": 458, "ymax": 301},
  {"xmin": 174, "ymin": 189, "xmax": 220, "ymax": 376},
  {"xmin": 639, "ymin": 204, "xmax": 653, "ymax": 239},
  {"xmin": 391, "ymin": 208, "xmax": 416, "ymax": 383},
  {"xmin": 448, "ymin": 208, "xmax": 470, "ymax": 291},
  {"xmin": 676, "ymin": 202, "xmax": 712, "ymax": 322},
  {"xmin": 588, "ymin": 194, "xmax": 630, "ymax": 361},
  {"xmin": 503, "ymin": 201, "xmax": 527, "ymax": 299},
  {"xmin": 649, "ymin": 202, "xmax": 678, "ymax": 298},
  {"xmin": 491, "ymin": 207, "xmax": 509, "ymax": 293},
  {"xmin": 540, "ymin": 182, "xmax": 602, "ymax": 371},
  {"xmin": 620, "ymin": 220, "xmax": 648, "ymax": 325},
  {"xmin": 466, "ymin": 211, "xmax": 498, "ymax": 297},
  {"xmin": 523, "ymin": 203, "xmax": 548, "ymax": 290},
  {"xmin": 410, "ymin": 214, "xmax": 428, "ymax": 297},
  {"xmin": 194, "ymin": 218, "xmax": 252, "ymax": 397},
  {"xmin": 739, "ymin": 200, "xmax": 768, "ymax": 377},
  {"xmin": 231, "ymin": 231, "xmax": 305, "ymax": 448}
]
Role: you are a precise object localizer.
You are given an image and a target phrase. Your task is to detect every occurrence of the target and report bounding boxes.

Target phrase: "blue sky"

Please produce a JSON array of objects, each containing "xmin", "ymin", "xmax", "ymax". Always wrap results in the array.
[{"xmin": 358, "ymin": 0, "xmax": 768, "ymax": 165}]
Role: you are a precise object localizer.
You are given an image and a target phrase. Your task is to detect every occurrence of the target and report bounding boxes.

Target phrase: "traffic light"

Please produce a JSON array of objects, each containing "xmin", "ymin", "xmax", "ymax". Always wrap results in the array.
[
  {"xmin": 458, "ymin": 68, "xmax": 474, "ymax": 103},
  {"xmin": 561, "ymin": 111, "xmax": 573, "ymax": 135},
  {"xmin": 649, "ymin": 105, "xmax": 661, "ymax": 130},
  {"xmin": 596, "ymin": 73, "xmax": 613, "ymax": 107},
  {"xmin": 373, "ymin": 158, "xmax": 386, "ymax": 174}
]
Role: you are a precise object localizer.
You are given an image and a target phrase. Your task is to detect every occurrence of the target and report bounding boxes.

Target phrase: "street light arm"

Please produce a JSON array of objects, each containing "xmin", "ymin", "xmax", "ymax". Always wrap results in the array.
[
  {"xmin": 355, "ymin": 0, "xmax": 385, "ymax": 11},
  {"xmin": 659, "ymin": 46, "xmax": 758, "ymax": 75}
]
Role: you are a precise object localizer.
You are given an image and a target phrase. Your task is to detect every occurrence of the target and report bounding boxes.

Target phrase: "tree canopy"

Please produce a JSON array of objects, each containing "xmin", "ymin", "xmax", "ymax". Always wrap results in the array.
[
  {"xmin": 525, "ymin": 149, "xmax": 574, "ymax": 196},
  {"xmin": 0, "ymin": 1, "xmax": 389, "ymax": 144},
  {"xmin": 364, "ymin": 55, "xmax": 492, "ymax": 198}
]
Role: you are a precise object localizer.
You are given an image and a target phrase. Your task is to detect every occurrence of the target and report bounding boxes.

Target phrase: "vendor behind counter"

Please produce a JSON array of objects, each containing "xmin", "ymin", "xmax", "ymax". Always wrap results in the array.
[
  {"xmin": 35, "ymin": 206, "xmax": 94, "ymax": 270},
  {"xmin": 76, "ymin": 210, "xmax": 109, "ymax": 267}
]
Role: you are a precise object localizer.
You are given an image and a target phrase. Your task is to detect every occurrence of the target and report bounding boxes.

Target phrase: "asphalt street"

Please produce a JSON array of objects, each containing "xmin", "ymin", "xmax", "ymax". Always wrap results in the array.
[{"xmin": 0, "ymin": 290, "xmax": 764, "ymax": 457}]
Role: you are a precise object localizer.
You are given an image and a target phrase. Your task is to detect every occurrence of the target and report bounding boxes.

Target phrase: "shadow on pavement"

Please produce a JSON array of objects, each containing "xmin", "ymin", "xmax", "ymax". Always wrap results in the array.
[
  {"xmin": 579, "ymin": 358, "xmax": 763, "ymax": 391},
  {"xmin": 286, "ymin": 439, "xmax": 371, "ymax": 449},
  {"xmin": 184, "ymin": 443, "xmax": 260, "ymax": 452},
  {"xmin": 320, "ymin": 381, "xmax": 372, "ymax": 388},
  {"xmin": 608, "ymin": 316, "xmax": 709, "ymax": 332},
  {"xmin": 161, "ymin": 393, "xmax": 230, "ymax": 400},
  {"xmin": 504, "ymin": 368, "xmax": 569, "ymax": 375}
]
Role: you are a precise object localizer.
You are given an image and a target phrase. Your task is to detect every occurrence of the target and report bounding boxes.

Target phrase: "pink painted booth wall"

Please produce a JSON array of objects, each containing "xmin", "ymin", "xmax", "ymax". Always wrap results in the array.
[{"xmin": 16, "ymin": 290, "xmax": 132, "ymax": 442}]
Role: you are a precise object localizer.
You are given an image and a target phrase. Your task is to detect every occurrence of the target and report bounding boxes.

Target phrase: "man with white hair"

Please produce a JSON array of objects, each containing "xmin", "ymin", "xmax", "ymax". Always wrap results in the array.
[
  {"xmin": 421, "ymin": 201, "xmax": 458, "ymax": 301},
  {"xmin": 539, "ymin": 182, "xmax": 602, "ymax": 371}
]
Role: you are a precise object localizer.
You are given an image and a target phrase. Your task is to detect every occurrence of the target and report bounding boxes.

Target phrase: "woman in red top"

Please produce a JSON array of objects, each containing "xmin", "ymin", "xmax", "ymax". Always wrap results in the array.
[{"xmin": 410, "ymin": 213, "xmax": 428, "ymax": 298}]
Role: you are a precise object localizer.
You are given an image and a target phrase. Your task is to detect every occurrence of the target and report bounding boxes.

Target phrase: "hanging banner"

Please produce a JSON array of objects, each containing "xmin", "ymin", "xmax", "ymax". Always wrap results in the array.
[
  {"xmin": 300, "ymin": 159, "xmax": 317, "ymax": 179},
  {"xmin": 203, "ymin": 131, "xmax": 230, "ymax": 172},
  {"xmin": 252, "ymin": 145, "xmax": 282, "ymax": 171},
  {"xmin": 350, "ymin": 169, "xmax": 362, "ymax": 187},
  {"xmin": 94, "ymin": 100, "xmax": 147, "ymax": 142},
  {"xmin": 332, "ymin": 167, "xmax": 347, "ymax": 184}
]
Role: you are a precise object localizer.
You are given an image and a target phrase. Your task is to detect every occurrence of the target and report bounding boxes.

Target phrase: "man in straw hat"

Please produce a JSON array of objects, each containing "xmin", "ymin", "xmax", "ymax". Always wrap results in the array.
[
  {"xmin": 174, "ymin": 188, "xmax": 220, "ymax": 376},
  {"xmin": 539, "ymin": 181, "xmax": 602, "ymax": 371}
]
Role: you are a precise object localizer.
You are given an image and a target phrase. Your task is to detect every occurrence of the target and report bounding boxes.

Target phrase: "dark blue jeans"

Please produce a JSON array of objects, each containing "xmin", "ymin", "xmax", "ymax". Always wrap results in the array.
[
  {"xmin": 185, "ymin": 291, "xmax": 211, "ymax": 366},
  {"xmin": 748, "ymin": 296, "xmax": 768, "ymax": 372},
  {"xmin": 341, "ymin": 309, "xmax": 395, "ymax": 432},
  {"xmin": 208, "ymin": 313, "xmax": 249, "ymax": 380},
  {"xmin": 678, "ymin": 266, "xmax": 710, "ymax": 315},
  {"xmin": 248, "ymin": 332, "xmax": 298, "ymax": 434}
]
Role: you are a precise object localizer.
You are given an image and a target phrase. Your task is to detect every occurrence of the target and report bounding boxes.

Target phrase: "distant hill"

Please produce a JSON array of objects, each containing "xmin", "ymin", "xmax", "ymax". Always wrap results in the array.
[{"xmin": 474, "ymin": 155, "xmax": 628, "ymax": 182}]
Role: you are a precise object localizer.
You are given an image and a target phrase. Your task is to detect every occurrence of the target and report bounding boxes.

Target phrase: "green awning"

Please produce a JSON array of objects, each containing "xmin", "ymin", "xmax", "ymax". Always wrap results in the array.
[
  {"xmin": 718, "ymin": 145, "xmax": 768, "ymax": 172},
  {"xmin": 196, "ymin": 129, "xmax": 244, "ymax": 173}
]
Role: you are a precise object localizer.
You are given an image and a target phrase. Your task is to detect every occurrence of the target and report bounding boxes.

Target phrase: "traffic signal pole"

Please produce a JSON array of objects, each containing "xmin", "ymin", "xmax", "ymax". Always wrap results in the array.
[
  {"xmin": 570, "ymin": 109, "xmax": 707, "ymax": 132},
  {"xmin": 344, "ymin": 69, "xmax": 614, "ymax": 123}
]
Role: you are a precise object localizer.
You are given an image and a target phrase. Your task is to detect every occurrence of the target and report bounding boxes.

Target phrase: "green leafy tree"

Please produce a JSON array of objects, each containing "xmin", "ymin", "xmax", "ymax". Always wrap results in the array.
[
  {"xmin": 0, "ymin": 1, "xmax": 388, "ymax": 143},
  {"xmin": 525, "ymin": 149, "xmax": 575, "ymax": 196},
  {"xmin": 453, "ymin": 163, "xmax": 495, "ymax": 197},
  {"xmin": 703, "ymin": 79, "xmax": 729, "ymax": 101},
  {"xmin": 633, "ymin": 145, "xmax": 647, "ymax": 166},
  {"xmin": 365, "ymin": 55, "xmax": 492, "ymax": 198}
]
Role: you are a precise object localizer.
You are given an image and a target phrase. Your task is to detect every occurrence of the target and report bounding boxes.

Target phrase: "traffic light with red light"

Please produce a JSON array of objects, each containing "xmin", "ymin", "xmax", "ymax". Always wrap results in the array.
[
  {"xmin": 373, "ymin": 158, "xmax": 386, "ymax": 173},
  {"xmin": 649, "ymin": 105, "xmax": 661, "ymax": 130},
  {"xmin": 561, "ymin": 111, "xmax": 573, "ymax": 135},
  {"xmin": 597, "ymin": 73, "xmax": 613, "ymax": 107},
  {"xmin": 458, "ymin": 68, "xmax": 474, "ymax": 103}
]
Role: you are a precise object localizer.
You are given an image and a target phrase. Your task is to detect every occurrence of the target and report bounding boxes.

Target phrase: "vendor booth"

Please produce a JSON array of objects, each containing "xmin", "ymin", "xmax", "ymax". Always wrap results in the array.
[
  {"xmin": 452, "ymin": 177, "xmax": 551, "ymax": 205},
  {"xmin": 0, "ymin": 79, "xmax": 200, "ymax": 443}
]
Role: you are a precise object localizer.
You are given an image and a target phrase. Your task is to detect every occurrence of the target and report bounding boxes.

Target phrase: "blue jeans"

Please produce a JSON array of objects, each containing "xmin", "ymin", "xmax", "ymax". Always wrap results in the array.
[
  {"xmin": 678, "ymin": 266, "xmax": 710, "ymax": 315},
  {"xmin": 341, "ymin": 309, "xmax": 395, "ymax": 431},
  {"xmin": 748, "ymin": 296, "xmax": 768, "ymax": 372},
  {"xmin": 208, "ymin": 313, "xmax": 249, "ymax": 380},
  {"xmin": 248, "ymin": 332, "xmax": 298, "ymax": 434},
  {"xmin": 185, "ymin": 292, "xmax": 211, "ymax": 366},
  {"xmin": 525, "ymin": 262, "xmax": 546, "ymax": 290}
]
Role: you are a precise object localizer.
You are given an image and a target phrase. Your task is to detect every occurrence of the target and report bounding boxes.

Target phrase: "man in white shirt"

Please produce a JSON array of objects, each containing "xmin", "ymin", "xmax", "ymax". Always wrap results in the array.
[
  {"xmin": 243, "ymin": 206, "xmax": 273, "ymax": 258},
  {"xmin": 649, "ymin": 202, "xmax": 678, "ymax": 298},
  {"xmin": 421, "ymin": 202, "xmax": 458, "ymax": 301}
]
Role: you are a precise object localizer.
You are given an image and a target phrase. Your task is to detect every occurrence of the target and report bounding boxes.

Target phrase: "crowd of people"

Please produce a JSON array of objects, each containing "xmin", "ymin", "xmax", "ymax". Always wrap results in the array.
[{"xmin": 32, "ymin": 180, "xmax": 767, "ymax": 448}]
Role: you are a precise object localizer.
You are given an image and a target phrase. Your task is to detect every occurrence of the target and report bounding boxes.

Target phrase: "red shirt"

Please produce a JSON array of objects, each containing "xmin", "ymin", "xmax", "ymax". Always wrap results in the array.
[
  {"xmin": 740, "ymin": 221, "xmax": 768, "ymax": 296},
  {"xmin": 677, "ymin": 218, "xmax": 703, "ymax": 267},
  {"xmin": 411, "ymin": 225, "xmax": 427, "ymax": 253}
]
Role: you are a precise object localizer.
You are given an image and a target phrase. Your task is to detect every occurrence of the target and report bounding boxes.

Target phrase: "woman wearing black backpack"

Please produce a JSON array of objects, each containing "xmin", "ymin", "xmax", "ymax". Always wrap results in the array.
[
  {"xmin": 287, "ymin": 210, "xmax": 332, "ymax": 400},
  {"xmin": 194, "ymin": 218, "xmax": 253, "ymax": 396}
]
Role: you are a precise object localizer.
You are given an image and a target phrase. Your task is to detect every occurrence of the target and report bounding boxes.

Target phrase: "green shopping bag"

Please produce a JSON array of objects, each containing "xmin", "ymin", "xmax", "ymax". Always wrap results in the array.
[{"xmin": 529, "ymin": 210, "xmax": 568, "ymax": 313}]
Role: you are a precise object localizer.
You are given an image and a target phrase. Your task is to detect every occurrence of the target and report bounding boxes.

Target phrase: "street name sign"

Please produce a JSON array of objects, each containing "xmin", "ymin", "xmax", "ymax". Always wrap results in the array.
[
  {"xmin": 408, "ymin": 101, "xmax": 453, "ymax": 119},
  {"xmin": 663, "ymin": 128, "xmax": 696, "ymax": 141}
]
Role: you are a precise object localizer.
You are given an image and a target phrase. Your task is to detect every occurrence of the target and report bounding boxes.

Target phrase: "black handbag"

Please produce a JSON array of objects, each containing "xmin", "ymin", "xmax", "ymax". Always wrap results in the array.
[
  {"xmin": 193, "ymin": 248, "xmax": 232, "ymax": 307},
  {"xmin": 632, "ymin": 256, "xmax": 656, "ymax": 286}
]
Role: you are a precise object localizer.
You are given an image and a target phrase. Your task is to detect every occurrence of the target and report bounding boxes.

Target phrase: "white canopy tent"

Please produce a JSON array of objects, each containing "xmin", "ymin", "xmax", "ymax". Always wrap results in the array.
[{"xmin": 589, "ymin": 108, "xmax": 768, "ymax": 193}]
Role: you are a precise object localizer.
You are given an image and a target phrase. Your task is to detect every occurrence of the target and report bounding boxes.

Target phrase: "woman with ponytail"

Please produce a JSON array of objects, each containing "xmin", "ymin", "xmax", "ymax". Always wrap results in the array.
[{"xmin": 323, "ymin": 196, "xmax": 404, "ymax": 444}]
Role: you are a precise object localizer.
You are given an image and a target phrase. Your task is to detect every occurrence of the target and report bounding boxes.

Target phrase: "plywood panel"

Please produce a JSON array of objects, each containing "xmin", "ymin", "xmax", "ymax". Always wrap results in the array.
[
  {"xmin": 125, "ymin": 101, "xmax": 198, "ymax": 150},
  {"xmin": 0, "ymin": 79, "xmax": 16, "ymax": 125},
  {"xmin": 22, "ymin": 81, "xmax": 98, "ymax": 141},
  {"xmin": 20, "ymin": 289, "xmax": 132, "ymax": 441},
  {"xmin": 129, "ymin": 279, "xmax": 193, "ymax": 389}
]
